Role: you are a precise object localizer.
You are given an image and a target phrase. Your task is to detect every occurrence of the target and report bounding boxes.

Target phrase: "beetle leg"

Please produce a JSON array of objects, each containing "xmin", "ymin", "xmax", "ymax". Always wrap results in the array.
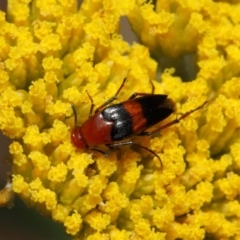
[
  {"xmin": 89, "ymin": 148, "xmax": 109, "ymax": 156},
  {"xmin": 86, "ymin": 91, "xmax": 95, "ymax": 118},
  {"xmin": 129, "ymin": 80, "xmax": 155, "ymax": 99},
  {"xmin": 129, "ymin": 92, "xmax": 153, "ymax": 99},
  {"xmin": 71, "ymin": 104, "xmax": 78, "ymax": 126},
  {"xmin": 94, "ymin": 78, "xmax": 127, "ymax": 113},
  {"xmin": 147, "ymin": 101, "xmax": 208, "ymax": 135},
  {"xmin": 89, "ymin": 146, "xmax": 121, "ymax": 158},
  {"xmin": 137, "ymin": 131, "xmax": 151, "ymax": 136},
  {"xmin": 105, "ymin": 145, "xmax": 121, "ymax": 159},
  {"xmin": 107, "ymin": 141, "xmax": 162, "ymax": 167}
]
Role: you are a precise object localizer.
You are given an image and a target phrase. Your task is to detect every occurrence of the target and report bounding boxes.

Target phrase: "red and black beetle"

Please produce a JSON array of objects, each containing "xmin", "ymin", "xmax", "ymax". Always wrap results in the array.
[{"xmin": 71, "ymin": 78, "xmax": 207, "ymax": 161}]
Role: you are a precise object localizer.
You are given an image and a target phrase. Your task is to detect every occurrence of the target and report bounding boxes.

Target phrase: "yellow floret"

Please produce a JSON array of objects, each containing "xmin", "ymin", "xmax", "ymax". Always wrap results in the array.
[
  {"xmin": 129, "ymin": 200, "xmax": 143, "ymax": 223},
  {"xmin": 42, "ymin": 56, "xmax": 63, "ymax": 70},
  {"xmin": 11, "ymin": 38, "xmax": 38, "ymax": 59},
  {"xmin": 28, "ymin": 151, "xmax": 51, "ymax": 170},
  {"xmin": 226, "ymin": 45, "xmax": 240, "ymax": 64},
  {"xmin": 134, "ymin": 218, "xmax": 152, "ymax": 238},
  {"xmin": 51, "ymin": 141, "xmax": 75, "ymax": 164},
  {"xmin": 23, "ymin": 125, "xmax": 50, "ymax": 149},
  {"xmin": 62, "ymin": 86, "xmax": 82, "ymax": 105},
  {"xmin": 220, "ymin": 77, "xmax": 240, "ymax": 99},
  {"xmin": 56, "ymin": 14, "xmax": 84, "ymax": 41},
  {"xmin": 74, "ymin": 194, "xmax": 102, "ymax": 214},
  {"xmin": 88, "ymin": 175, "xmax": 108, "ymax": 195},
  {"xmin": 47, "ymin": 162, "xmax": 68, "ymax": 182},
  {"xmin": 187, "ymin": 181, "xmax": 213, "ymax": 210},
  {"xmin": 64, "ymin": 211, "xmax": 82, "ymax": 235},
  {"xmin": 212, "ymin": 154, "xmax": 232, "ymax": 173},
  {"xmin": 73, "ymin": 172, "xmax": 88, "ymax": 188},
  {"xmin": 36, "ymin": 0, "xmax": 64, "ymax": 18},
  {"xmin": 167, "ymin": 184, "xmax": 189, "ymax": 216},
  {"xmin": 123, "ymin": 164, "xmax": 143, "ymax": 185},
  {"xmin": 52, "ymin": 204, "xmax": 71, "ymax": 222},
  {"xmin": 33, "ymin": 21, "xmax": 56, "ymax": 40},
  {"xmin": 198, "ymin": 57, "xmax": 226, "ymax": 81},
  {"xmin": 108, "ymin": 227, "xmax": 131, "ymax": 240},
  {"xmin": 7, "ymin": 1, "xmax": 30, "ymax": 23},
  {"xmin": 95, "ymin": 155, "xmax": 118, "ymax": 177},
  {"xmin": 0, "ymin": 107, "xmax": 25, "ymax": 138},
  {"xmin": 1, "ymin": 88, "xmax": 25, "ymax": 107},
  {"xmin": 193, "ymin": 211, "xmax": 237, "ymax": 238},
  {"xmin": 67, "ymin": 152, "xmax": 94, "ymax": 171},
  {"xmin": 188, "ymin": 12, "xmax": 206, "ymax": 34},
  {"xmin": 13, "ymin": 153, "xmax": 28, "ymax": 167},
  {"xmin": 45, "ymin": 100, "xmax": 72, "ymax": 117},
  {"xmin": 73, "ymin": 42, "xmax": 95, "ymax": 67},
  {"xmin": 102, "ymin": 182, "xmax": 129, "ymax": 213},
  {"xmin": 29, "ymin": 79, "xmax": 48, "ymax": 101},
  {"xmin": 0, "ymin": 69, "xmax": 11, "ymax": 91},
  {"xmin": 39, "ymin": 34, "xmax": 62, "ymax": 54},
  {"xmin": 49, "ymin": 119, "xmax": 69, "ymax": 144},
  {"xmin": 9, "ymin": 141, "xmax": 23, "ymax": 155},
  {"xmin": 44, "ymin": 71, "xmax": 60, "ymax": 84},
  {"xmin": 83, "ymin": 13, "xmax": 115, "ymax": 47},
  {"xmin": 142, "ymin": 5, "xmax": 174, "ymax": 33},
  {"xmin": 29, "ymin": 177, "xmax": 43, "ymax": 190},
  {"xmin": 215, "ymin": 172, "xmax": 240, "ymax": 200},
  {"xmin": 85, "ymin": 210, "xmax": 111, "ymax": 232},
  {"xmin": 12, "ymin": 174, "xmax": 29, "ymax": 200},
  {"xmin": 183, "ymin": 154, "xmax": 214, "ymax": 186},
  {"xmin": 153, "ymin": 203, "xmax": 175, "ymax": 230},
  {"xmin": 197, "ymin": 139, "xmax": 210, "ymax": 154},
  {"xmin": 38, "ymin": 188, "xmax": 57, "ymax": 210},
  {"xmin": 167, "ymin": 219, "xmax": 205, "ymax": 240},
  {"xmin": 205, "ymin": 99, "xmax": 227, "ymax": 133}
]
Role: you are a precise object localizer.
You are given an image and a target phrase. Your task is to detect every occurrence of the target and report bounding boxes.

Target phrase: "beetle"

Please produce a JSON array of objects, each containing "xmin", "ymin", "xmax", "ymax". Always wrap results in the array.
[{"xmin": 71, "ymin": 78, "xmax": 207, "ymax": 163}]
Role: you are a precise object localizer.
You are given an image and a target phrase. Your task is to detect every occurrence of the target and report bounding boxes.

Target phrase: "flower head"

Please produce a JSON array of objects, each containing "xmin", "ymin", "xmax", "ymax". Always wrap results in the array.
[{"xmin": 0, "ymin": 0, "xmax": 240, "ymax": 239}]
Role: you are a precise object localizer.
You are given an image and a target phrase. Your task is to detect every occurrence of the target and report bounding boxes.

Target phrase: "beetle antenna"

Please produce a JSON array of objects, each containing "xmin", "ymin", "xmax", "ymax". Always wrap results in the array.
[
  {"xmin": 149, "ymin": 80, "xmax": 155, "ymax": 94},
  {"xmin": 86, "ymin": 91, "xmax": 95, "ymax": 118},
  {"xmin": 94, "ymin": 78, "xmax": 127, "ymax": 112},
  {"xmin": 71, "ymin": 104, "xmax": 78, "ymax": 126}
]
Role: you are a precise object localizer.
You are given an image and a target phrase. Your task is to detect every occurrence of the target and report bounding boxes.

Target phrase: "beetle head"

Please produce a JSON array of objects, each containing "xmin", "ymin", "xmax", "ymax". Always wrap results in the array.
[{"xmin": 71, "ymin": 127, "xmax": 88, "ymax": 149}]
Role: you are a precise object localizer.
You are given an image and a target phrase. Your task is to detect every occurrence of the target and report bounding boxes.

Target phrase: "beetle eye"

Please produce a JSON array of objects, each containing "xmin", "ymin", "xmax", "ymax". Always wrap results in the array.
[{"xmin": 71, "ymin": 127, "xmax": 87, "ymax": 149}]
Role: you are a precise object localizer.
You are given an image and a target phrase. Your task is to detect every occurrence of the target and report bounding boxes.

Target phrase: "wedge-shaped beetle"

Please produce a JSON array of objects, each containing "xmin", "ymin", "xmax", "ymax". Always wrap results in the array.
[{"xmin": 71, "ymin": 78, "xmax": 207, "ymax": 162}]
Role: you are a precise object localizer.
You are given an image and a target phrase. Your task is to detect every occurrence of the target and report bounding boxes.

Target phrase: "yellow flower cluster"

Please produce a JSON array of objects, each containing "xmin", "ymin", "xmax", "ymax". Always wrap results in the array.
[{"xmin": 0, "ymin": 0, "xmax": 240, "ymax": 239}]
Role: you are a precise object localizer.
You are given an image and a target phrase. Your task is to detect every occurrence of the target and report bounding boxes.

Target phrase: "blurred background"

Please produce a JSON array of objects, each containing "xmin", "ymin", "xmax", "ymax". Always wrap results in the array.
[{"xmin": 0, "ymin": 0, "xmax": 137, "ymax": 239}]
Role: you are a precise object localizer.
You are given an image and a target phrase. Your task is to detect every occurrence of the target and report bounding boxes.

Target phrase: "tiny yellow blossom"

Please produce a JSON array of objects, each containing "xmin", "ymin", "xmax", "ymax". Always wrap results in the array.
[
  {"xmin": 52, "ymin": 204, "xmax": 71, "ymax": 222},
  {"xmin": 102, "ymin": 182, "xmax": 129, "ymax": 214},
  {"xmin": 153, "ymin": 203, "xmax": 175, "ymax": 230},
  {"xmin": 47, "ymin": 162, "xmax": 68, "ymax": 182},
  {"xmin": 12, "ymin": 175, "xmax": 28, "ymax": 194},
  {"xmin": 215, "ymin": 172, "xmax": 240, "ymax": 200},
  {"xmin": 42, "ymin": 56, "xmax": 63, "ymax": 70},
  {"xmin": 85, "ymin": 210, "xmax": 111, "ymax": 232},
  {"xmin": 49, "ymin": 119, "xmax": 69, "ymax": 144},
  {"xmin": 37, "ymin": 188, "xmax": 57, "ymax": 210},
  {"xmin": 28, "ymin": 151, "xmax": 51, "ymax": 170},
  {"xmin": 64, "ymin": 211, "xmax": 82, "ymax": 235}
]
